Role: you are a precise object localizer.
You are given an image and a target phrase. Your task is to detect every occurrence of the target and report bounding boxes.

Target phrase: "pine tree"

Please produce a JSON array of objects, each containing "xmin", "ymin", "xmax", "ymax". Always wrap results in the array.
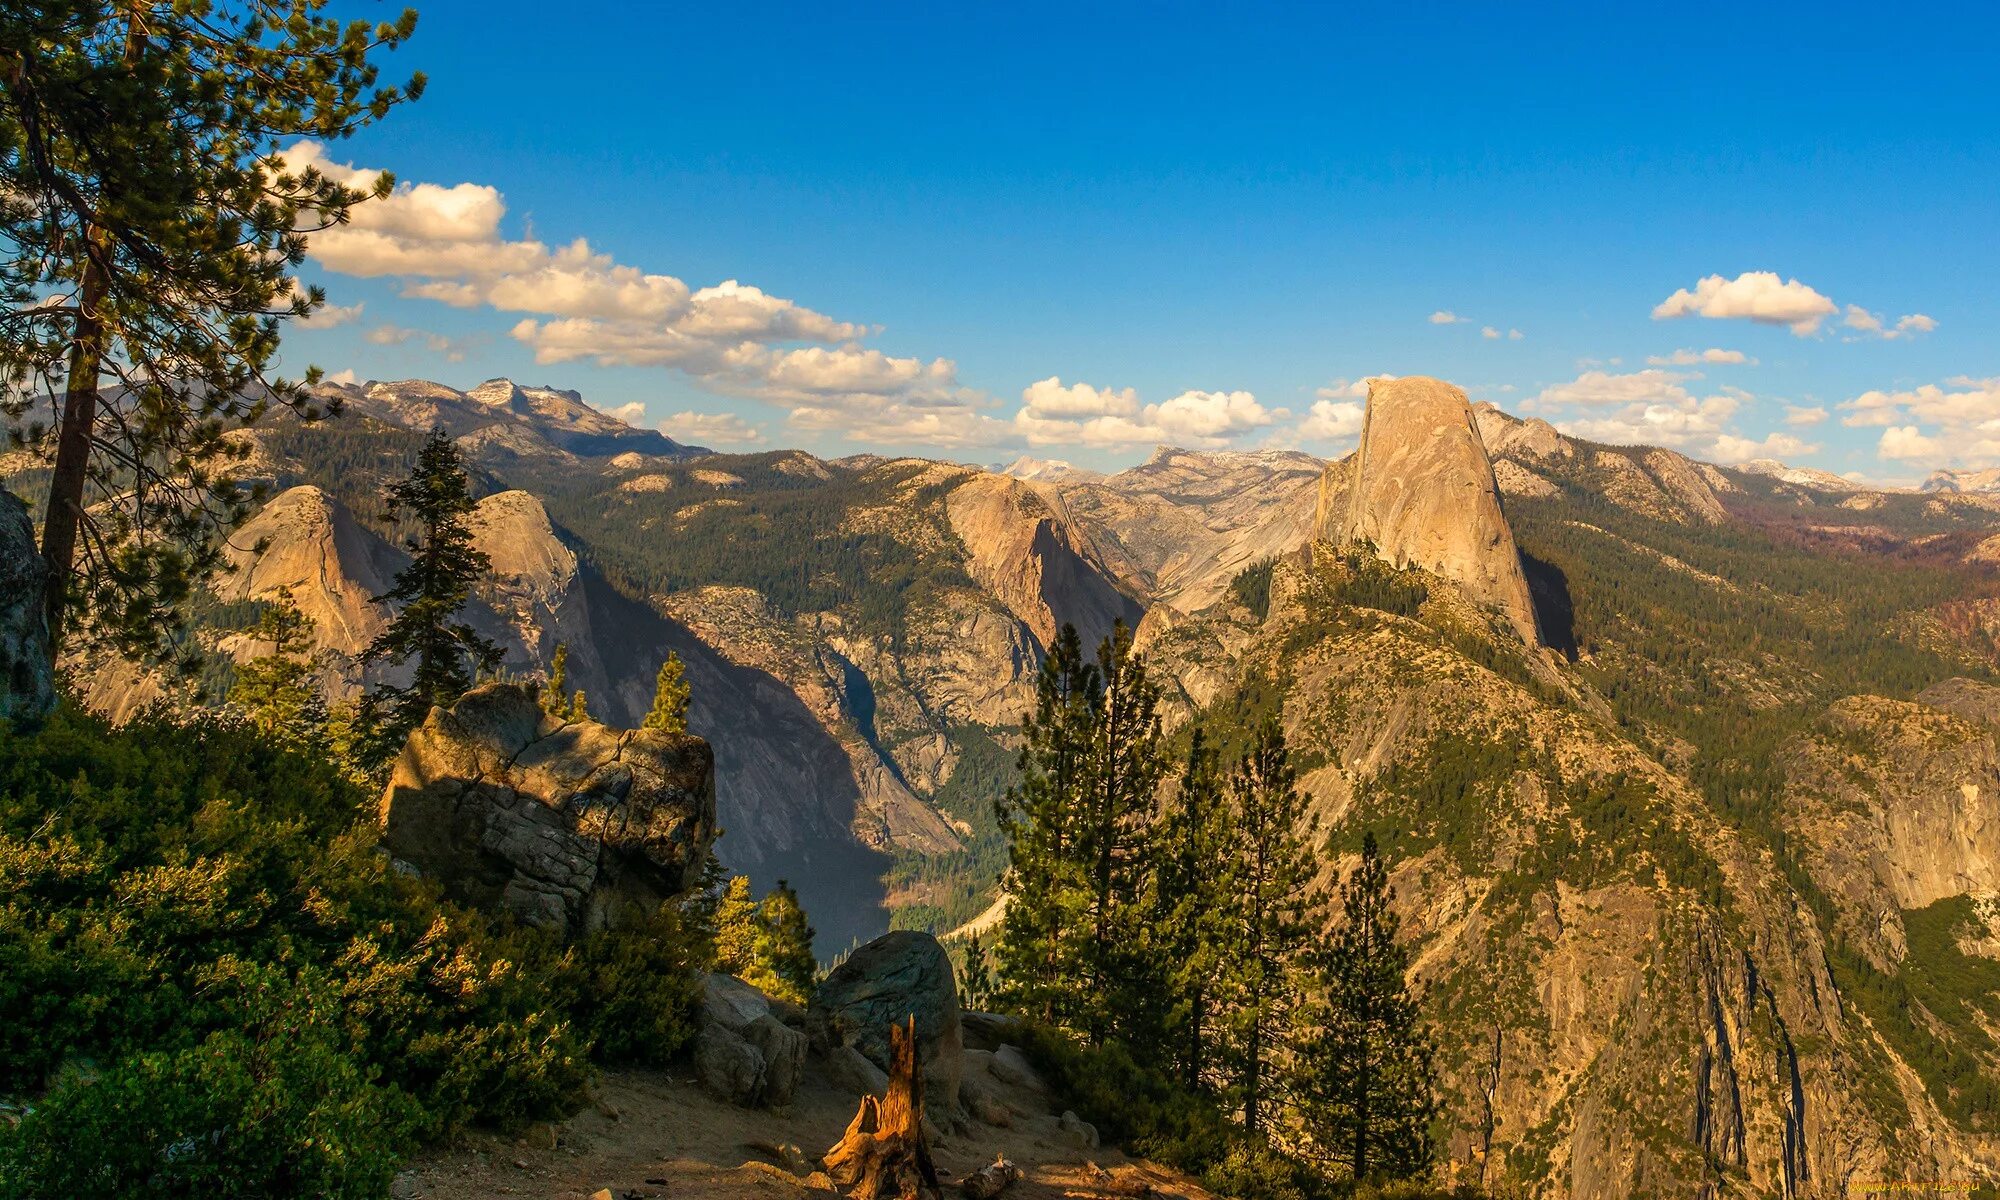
[
  {"xmin": 538, "ymin": 642, "xmax": 587, "ymax": 721},
  {"xmin": 957, "ymin": 935, "xmax": 995, "ymax": 1012},
  {"xmin": 361, "ymin": 426, "xmax": 499, "ymax": 743},
  {"xmin": 643, "ymin": 651, "xmax": 691, "ymax": 733},
  {"xmin": 1076, "ymin": 620, "xmax": 1165, "ymax": 1045},
  {"xmin": 1222, "ymin": 715, "xmax": 1324, "ymax": 1140},
  {"xmin": 712, "ymin": 875, "xmax": 758, "ymax": 977},
  {"xmin": 1, "ymin": 2, "xmax": 421, "ymax": 658},
  {"xmin": 747, "ymin": 879, "xmax": 818, "ymax": 1006},
  {"xmin": 1299, "ymin": 831, "xmax": 1439, "ymax": 1182},
  {"xmin": 226, "ymin": 586, "xmax": 325, "ymax": 746},
  {"xmin": 993, "ymin": 623, "xmax": 1099, "ymax": 1027},
  {"xmin": 1148, "ymin": 727, "xmax": 1238, "ymax": 1089}
]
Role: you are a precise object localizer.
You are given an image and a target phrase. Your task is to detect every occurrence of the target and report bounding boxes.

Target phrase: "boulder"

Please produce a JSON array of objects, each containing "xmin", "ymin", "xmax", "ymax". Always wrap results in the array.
[
  {"xmin": 823, "ymin": 1043, "xmax": 891, "ymax": 1099},
  {"xmin": 809, "ymin": 931, "xmax": 963, "ymax": 1112},
  {"xmin": 1326, "ymin": 376, "xmax": 1542, "ymax": 645},
  {"xmin": 1057, "ymin": 1110, "xmax": 1099, "ymax": 1149},
  {"xmin": 743, "ymin": 1015, "xmax": 807, "ymax": 1106},
  {"xmin": 703, "ymin": 973, "xmax": 773, "ymax": 1031},
  {"xmin": 0, "ymin": 488, "xmax": 55, "ymax": 723},
  {"xmin": 377, "ymin": 682, "xmax": 716, "ymax": 934},
  {"xmin": 694, "ymin": 1025, "xmax": 764, "ymax": 1105},
  {"xmin": 987, "ymin": 1045, "xmax": 1045, "ymax": 1093}
]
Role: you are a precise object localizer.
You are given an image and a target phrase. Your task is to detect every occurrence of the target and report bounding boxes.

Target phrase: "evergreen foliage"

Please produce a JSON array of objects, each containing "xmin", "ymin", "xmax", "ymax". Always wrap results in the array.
[
  {"xmin": 993, "ymin": 623, "xmax": 1100, "ymax": 1025},
  {"xmin": 0, "ymin": 0, "xmax": 422, "ymax": 660},
  {"xmin": 1220, "ymin": 716, "xmax": 1324, "ymax": 1139},
  {"xmin": 710, "ymin": 874, "xmax": 819, "ymax": 1005},
  {"xmin": 642, "ymin": 650, "xmax": 691, "ymax": 733},
  {"xmin": 360, "ymin": 426, "xmax": 500, "ymax": 748},
  {"xmin": 224, "ymin": 585, "xmax": 326, "ymax": 748},
  {"xmin": 1298, "ymin": 832, "xmax": 1439, "ymax": 1181},
  {"xmin": 0, "ymin": 701, "xmax": 704, "ymax": 1196},
  {"xmin": 539, "ymin": 642, "xmax": 587, "ymax": 721},
  {"xmin": 747, "ymin": 879, "xmax": 818, "ymax": 1006},
  {"xmin": 1148, "ymin": 728, "xmax": 1238, "ymax": 1090}
]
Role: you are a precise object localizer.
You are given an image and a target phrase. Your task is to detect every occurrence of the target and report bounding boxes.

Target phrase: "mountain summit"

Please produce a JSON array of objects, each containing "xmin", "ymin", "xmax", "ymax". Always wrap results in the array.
[{"xmin": 1325, "ymin": 375, "xmax": 1543, "ymax": 645}]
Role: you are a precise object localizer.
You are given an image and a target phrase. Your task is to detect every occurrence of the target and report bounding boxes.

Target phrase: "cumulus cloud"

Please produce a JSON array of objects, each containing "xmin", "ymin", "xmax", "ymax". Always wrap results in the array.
[
  {"xmin": 1837, "ymin": 376, "xmax": 2000, "ymax": 467},
  {"xmin": 1842, "ymin": 305, "xmax": 1937, "ymax": 341},
  {"xmin": 665, "ymin": 410, "xmax": 764, "ymax": 446},
  {"xmin": 1479, "ymin": 326, "xmax": 1523, "ymax": 341},
  {"xmin": 1524, "ymin": 367, "xmax": 1812, "ymax": 462},
  {"xmin": 1652, "ymin": 271, "xmax": 1840, "ymax": 336},
  {"xmin": 1646, "ymin": 348, "xmax": 1752, "ymax": 366},
  {"xmin": 298, "ymin": 298, "xmax": 365, "ymax": 327},
  {"xmin": 285, "ymin": 141, "xmax": 964, "ymax": 441},
  {"xmin": 598, "ymin": 400, "xmax": 647, "ymax": 425},
  {"xmin": 1783, "ymin": 404, "xmax": 1828, "ymax": 427},
  {"xmin": 1013, "ymin": 376, "xmax": 1280, "ymax": 448},
  {"xmin": 322, "ymin": 368, "xmax": 359, "ymax": 387},
  {"xmin": 1711, "ymin": 431, "xmax": 1820, "ymax": 463},
  {"xmin": 1299, "ymin": 398, "xmax": 1366, "ymax": 441},
  {"xmin": 1317, "ymin": 376, "xmax": 1396, "ymax": 400},
  {"xmin": 1429, "ymin": 310, "xmax": 1466, "ymax": 325},
  {"xmin": 362, "ymin": 322, "xmax": 470, "ymax": 362}
]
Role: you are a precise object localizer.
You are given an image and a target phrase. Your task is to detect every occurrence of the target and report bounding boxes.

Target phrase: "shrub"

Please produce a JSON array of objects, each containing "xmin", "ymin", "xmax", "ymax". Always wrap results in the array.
[{"xmin": 0, "ymin": 701, "xmax": 703, "ymax": 1195}]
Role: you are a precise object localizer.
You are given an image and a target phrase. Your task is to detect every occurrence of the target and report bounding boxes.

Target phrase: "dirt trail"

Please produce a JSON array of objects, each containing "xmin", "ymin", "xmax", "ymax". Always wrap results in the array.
[{"xmin": 393, "ymin": 1065, "xmax": 1219, "ymax": 1200}]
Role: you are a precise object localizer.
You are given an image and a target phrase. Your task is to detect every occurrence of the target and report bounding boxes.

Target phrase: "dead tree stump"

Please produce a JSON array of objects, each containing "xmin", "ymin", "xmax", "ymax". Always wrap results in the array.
[{"xmin": 822, "ymin": 1016, "xmax": 942, "ymax": 1200}]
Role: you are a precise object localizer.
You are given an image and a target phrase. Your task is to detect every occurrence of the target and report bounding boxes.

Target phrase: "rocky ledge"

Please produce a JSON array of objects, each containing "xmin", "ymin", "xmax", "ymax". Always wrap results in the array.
[{"xmin": 378, "ymin": 681, "xmax": 717, "ymax": 933}]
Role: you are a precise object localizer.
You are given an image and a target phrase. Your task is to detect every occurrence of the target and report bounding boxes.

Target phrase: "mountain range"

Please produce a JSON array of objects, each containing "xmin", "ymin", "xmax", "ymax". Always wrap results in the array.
[{"xmin": 34, "ymin": 372, "xmax": 2000, "ymax": 1198}]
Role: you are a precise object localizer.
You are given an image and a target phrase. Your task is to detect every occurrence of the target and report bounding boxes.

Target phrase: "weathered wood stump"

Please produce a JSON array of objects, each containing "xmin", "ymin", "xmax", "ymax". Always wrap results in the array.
[{"xmin": 822, "ymin": 1016, "xmax": 942, "ymax": 1200}]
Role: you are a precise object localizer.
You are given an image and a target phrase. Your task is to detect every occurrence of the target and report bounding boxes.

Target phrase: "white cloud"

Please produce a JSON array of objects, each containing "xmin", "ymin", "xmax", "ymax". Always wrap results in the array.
[
  {"xmin": 1837, "ymin": 377, "xmax": 2000, "ymax": 467},
  {"xmin": 322, "ymin": 368, "xmax": 358, "ymax": 386},
  {"xmin": 1783, "ymin": 404, "xmax": 1828, "ymax": 427},
  {"xmin": 1013, "ymin": 377, "xmax": 1278, "ymax": 448},
  {"xmin": 1646, "ymin": 347, "xmax": 1753, "ymax": 366},
  {"xmin": 285, "ymin": 141, "xmax": 947, "ymax": 429},
  {"xmin": 362, "ymin": 322, "xmax": 470, "ymax": 362},
  {"xmin": 1879, "ymin": 425, "xmax": 1944, "ymax": 462},
  {"xmin": 665, "ymin": 410, "xmax": 763, "ymax": 446},
  {"xmin": 1711, "ymin": 431, "xmax": 1819, "ymax": 463},
  {"xmin": 299, "ymin": 298, "xmax": 365, "ymax": 327},
  {"xmin": 1844, "ymin": 306, "xmax": 1938, "ymax": 341},
  {"xmin": 1317, "ymin": 375, "xmax": 1395, "ymax": 400},
  {"xmin": 1480, "ymin": 326, "xmax": 1524, "ymax": 341},
  {"xmin": 598, "ymin": 401, "xmax": 647, "ymax": 425},
  {"xmin": 1652, "ymin": 271, "xmax": 1839, "ymax": 336},
  {"xmin": 1299, "ymin": 398, "xmax": 1366, "ymax": 442},
  {"xmin": 1429, "ymin": 310, "xmax": 1466, "ymax": 325}
]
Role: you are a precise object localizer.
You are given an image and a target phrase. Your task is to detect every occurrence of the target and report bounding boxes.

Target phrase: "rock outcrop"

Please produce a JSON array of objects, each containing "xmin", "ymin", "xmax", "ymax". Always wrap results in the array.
[
  {"xmin": 1327, "ymin": 376, "xmax": 1542, "ymax": 644},
  {"xmin": 216, "ymin": 485, "xmax": 405, "ymax": 658},
  {"xmin": 810, "ymin": 931, "xmax": 964, "ymax": 1115},
  {"xmin": 695, "ymin": 974, "xmax": 808, "ymax": 1107},
  {"xmin": 0, "ymin": 487, "xmax": 55, "ymax": 722},
  {"xmin": 377, "ymin": 682, "xmax": 717, "ymax": 933}
]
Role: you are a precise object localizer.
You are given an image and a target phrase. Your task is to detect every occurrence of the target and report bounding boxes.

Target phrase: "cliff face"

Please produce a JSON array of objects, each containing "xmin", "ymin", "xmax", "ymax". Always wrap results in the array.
[{"xmin": 1328, "ymin": 377, "xmax": 1542, "ymax": 644}]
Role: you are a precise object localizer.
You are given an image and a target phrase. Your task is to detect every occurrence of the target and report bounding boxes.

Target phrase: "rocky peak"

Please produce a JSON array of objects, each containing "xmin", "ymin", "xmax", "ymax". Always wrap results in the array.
[
  {"xmin": 1923, "ymin": 467, "xmax": 2000, "ymax": 495},
  {"xmin": 1330, "ymin": 376, "xmax": 1542, "ymax": 645},
  {"xmin": 468, "ymin": 490, "xmax": 576, "ymax": 603},
  {"xmin": 217, "ymin": 484, "xmax": 406, "ymax": 656},
  {"xmin": 1472, "ymin": 401, "xmax": 1573, "ymax": 460}
]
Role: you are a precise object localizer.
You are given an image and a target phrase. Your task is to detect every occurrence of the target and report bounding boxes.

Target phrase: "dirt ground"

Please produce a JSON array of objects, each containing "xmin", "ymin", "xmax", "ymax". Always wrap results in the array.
[{"xmin": 393, "ymin": 1062, "xmax": 1220, "ymax": 1200}]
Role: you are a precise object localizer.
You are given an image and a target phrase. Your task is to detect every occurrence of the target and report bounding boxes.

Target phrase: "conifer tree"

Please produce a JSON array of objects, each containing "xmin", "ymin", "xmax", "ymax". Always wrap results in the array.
[
  {"xmin": 1, "ymin": 1, "xmax": 421, "ymax": 657},
  {"xmin": 712, "ymin": 874, "xmax": 758, "ymax": 977},
  {"xmin": 361, "ymin": 426, "xmax": 499, "ymax": 742},
  {"xmin": 956, "ymin": 934, "xmax": 995, "ymax": 1012},
  {"xmin": 747, "ymin": 879, "xmax": 817, "ymax": 1006},
  {"xmin": 539, "ymin": 642, "xmax": 586, "ymax": 721},
  {"xmin": 1077, "ymin": 620, "xmax": 1165, "ymax": 1045},
  {"xmin": 1222, "ymin": 715, "xmax": 1323, "ymax": 1139},
  {"xmin": 993, "ymin": 623, "xmax": 1099, "ymax": 1026},
  {"xmin": 643, "ymin": 650, "xmax": 691, "ymax": 733},
  {"xmin": 226, "ymin": 586, "xmax": 324, "ymax": 746},
  {"xmin": 1148, "ymin": 727, "xmax": 1238, "ymax": 1088},
  {"xmin": 1299, "ymin": 831, "xmax": 1439, "ymax": 1181}
]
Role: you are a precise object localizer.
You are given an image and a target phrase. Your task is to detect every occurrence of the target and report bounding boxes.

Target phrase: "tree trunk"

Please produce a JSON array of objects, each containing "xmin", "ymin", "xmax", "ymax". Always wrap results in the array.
[
  {"xmin": 40, "ymin": 237, "xmax": 109, "ymax": 647},
  {"xmin": 822, "ymin": 1017, "xmax": 941, "ymax": 1200}
]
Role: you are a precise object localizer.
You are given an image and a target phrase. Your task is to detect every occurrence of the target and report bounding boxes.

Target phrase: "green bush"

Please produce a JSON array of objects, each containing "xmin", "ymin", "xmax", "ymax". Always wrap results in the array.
[{"xmin": 0, "ymin": 702, "xmax": 704, "ymax": 1195}]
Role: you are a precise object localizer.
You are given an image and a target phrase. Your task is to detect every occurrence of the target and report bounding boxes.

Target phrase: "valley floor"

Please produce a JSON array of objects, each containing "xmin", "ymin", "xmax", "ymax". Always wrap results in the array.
[{"xmin": 392, "ymin": 1067, "xmax": 1216, "ymax": 1200}]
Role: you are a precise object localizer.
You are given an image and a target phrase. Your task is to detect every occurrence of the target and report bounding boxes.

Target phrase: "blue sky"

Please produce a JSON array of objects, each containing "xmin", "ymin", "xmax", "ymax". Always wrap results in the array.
[{"xmin": 284, "ymin": 1, "xmax": 2000, "ymax": 479}]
